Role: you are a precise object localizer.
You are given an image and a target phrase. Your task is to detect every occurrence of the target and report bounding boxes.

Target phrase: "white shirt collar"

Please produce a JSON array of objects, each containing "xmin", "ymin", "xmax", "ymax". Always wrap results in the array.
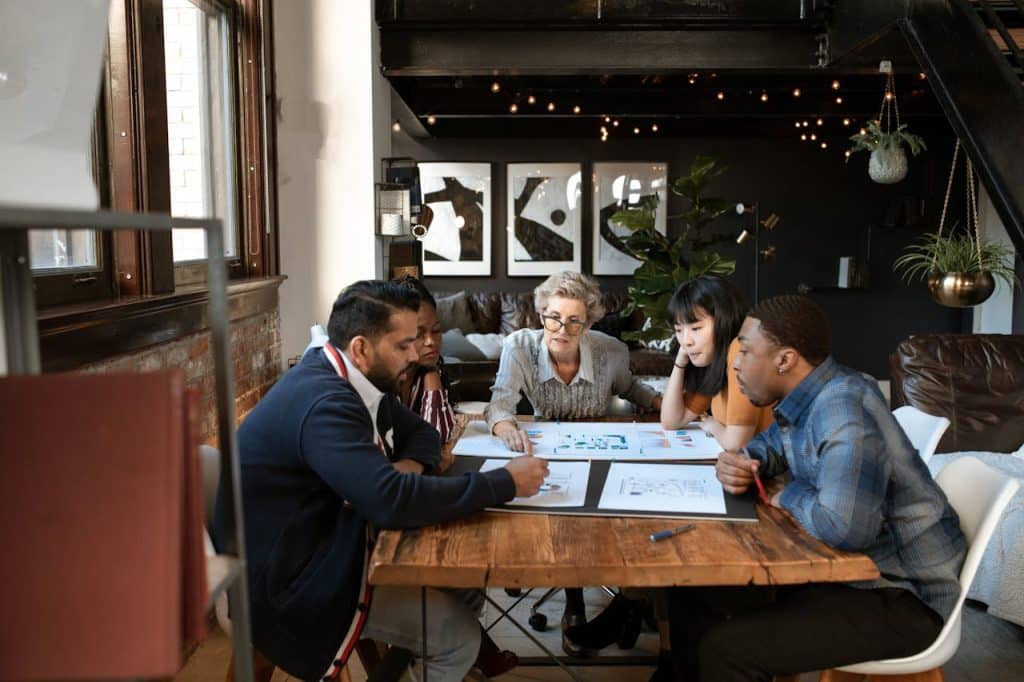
[
  {"xmin": 538, "ymin": 330, "xmax": 594, "ymax": 386},
  {"xmin": 336, "ymin": 349, "xmax": 385, "ymax": 432}
]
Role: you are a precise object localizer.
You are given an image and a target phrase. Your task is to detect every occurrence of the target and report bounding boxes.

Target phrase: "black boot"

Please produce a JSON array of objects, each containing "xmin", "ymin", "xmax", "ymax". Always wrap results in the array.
[
  {"xmin": 564, "ymin": 594, "xmax": 643, "ymax": 652},
  {"xmin": 561, "ymin": 589, "xmax": 591, "ymax": 657}
]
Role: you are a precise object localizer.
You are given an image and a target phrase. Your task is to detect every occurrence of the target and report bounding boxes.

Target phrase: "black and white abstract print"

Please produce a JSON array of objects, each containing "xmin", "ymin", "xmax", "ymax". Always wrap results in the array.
[
  {"xmin": 507, "ymin": 163, "xmax": 582, "ymax": 276},
  {"xmin": 592, "ymin": 162, "xmax": 667, "ymax": 275},
  {"xmin": 417, "ymin": 162, "xmax": 491, "ymax": 276}
]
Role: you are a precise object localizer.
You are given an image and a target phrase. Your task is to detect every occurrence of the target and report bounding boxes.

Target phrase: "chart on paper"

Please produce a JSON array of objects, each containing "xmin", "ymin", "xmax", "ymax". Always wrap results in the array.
[
  {"xmin": 479, "ymin": 459, "xmax": 590, "ymax": 507},
  {"xmin": 451, "ymin": 420, "xmax": 720, "ymax": 460},
  {"xmin": 598, "ymin": 462, "xmax": 727, "ymax": 515}
]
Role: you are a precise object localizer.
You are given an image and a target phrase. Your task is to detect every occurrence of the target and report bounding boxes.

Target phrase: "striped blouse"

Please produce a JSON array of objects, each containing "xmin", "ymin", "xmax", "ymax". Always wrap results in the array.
[{"xmin": 406, "ymin": 368, "xmax": 457, "ymax": 444}]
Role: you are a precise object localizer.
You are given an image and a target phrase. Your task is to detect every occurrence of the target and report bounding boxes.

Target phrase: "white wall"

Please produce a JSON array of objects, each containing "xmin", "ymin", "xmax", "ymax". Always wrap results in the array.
[
  {"xmin": 275, "ymin": 0, "xmax": 391, "ymax": 364},
  {"xmin": 973, "ymin": 187, "xmax": 1016, "ymax": 334}
]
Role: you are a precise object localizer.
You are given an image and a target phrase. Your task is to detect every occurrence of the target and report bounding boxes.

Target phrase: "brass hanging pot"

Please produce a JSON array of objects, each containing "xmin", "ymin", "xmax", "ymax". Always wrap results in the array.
[
  {"xmin": 927, "ymin": 270, "xmax": 995, "ymax": 308},
  {"xmin": 927, "ymin": 141, "xmax": 995, "ymax": 308}
]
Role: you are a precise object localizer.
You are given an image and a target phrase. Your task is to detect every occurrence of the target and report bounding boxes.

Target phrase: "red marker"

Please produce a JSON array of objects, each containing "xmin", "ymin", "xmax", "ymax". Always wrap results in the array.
[{"xmin": 740, "ymin": 447, "xmax": 771, "ymax": 506}]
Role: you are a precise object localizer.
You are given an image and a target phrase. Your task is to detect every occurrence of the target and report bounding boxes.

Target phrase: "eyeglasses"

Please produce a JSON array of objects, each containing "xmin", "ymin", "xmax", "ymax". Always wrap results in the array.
[{"xmin": 541, "ymin": 315, "xmax": 586, "ymax": 335}]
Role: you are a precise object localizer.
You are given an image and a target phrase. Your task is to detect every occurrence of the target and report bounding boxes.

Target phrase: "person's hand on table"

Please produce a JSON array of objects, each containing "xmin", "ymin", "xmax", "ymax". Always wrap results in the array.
[
  {"xmin": 493, "ymin": 420, "xmax": 534, "ymax": 455},
  {"xmin": 504, "ymin": 455, "xmax": 549, "ymax": 497},
  {"xmin": 715, "ymin": 449, "xmax": 759, "ymax": 495}
]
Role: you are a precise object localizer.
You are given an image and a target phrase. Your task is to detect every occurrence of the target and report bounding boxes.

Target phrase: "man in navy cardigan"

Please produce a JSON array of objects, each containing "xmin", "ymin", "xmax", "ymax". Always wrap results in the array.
[{"xmin": 216, "ymin": 280, "xmax": 548, "ymax": 681}]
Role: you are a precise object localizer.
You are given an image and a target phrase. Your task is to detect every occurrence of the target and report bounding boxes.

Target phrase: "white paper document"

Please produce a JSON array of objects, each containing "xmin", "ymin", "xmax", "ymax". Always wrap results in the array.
[
  {"xmin": 452, "ymin": 420, "xmax": 720, "ymax": 460},
  {"xmin": 598, "ymin": 463, "xmax": 727, "ymax": 515},
  {"xmin": 479, "ymin": 459, "xmax": 590, "ymax": 507}
]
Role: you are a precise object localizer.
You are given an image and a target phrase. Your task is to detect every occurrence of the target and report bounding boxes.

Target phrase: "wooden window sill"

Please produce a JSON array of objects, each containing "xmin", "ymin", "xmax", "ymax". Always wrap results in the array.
[{"xmin": 38, "ymin": 275, "xmax": 286, "ymax": 371}]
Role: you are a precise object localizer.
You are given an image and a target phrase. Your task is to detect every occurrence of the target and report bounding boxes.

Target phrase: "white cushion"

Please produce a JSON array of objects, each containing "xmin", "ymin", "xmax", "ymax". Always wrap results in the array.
[{"xmin": 465, "ymin": 332, "xmax": 505, "ymax": 360}]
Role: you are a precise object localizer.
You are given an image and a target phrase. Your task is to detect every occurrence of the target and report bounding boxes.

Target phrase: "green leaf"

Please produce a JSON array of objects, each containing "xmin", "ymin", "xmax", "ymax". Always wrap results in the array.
[{"xmin": 609, "ymin": 207, "xmax": 655, "ymax": 232}]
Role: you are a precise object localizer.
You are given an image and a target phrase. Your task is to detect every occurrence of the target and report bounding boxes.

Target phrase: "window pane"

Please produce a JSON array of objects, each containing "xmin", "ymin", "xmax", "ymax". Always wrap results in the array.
[
  {"xmin": 29, "ymin": 230, "xmax": 99, "ymax": 272},
  {"xmin": 164, "ymin": 0, "xmax": 239, "ymax": 263}
]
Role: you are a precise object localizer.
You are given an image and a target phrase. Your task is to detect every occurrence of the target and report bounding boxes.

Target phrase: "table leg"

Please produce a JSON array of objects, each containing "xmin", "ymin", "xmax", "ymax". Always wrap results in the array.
[
  {"xmin": 421, "ymin": 586, "xmax": 428, "ymax": 682},
  {"xmin": 483, "ymin": 592, "xmax": 583, "ymax": 682}
]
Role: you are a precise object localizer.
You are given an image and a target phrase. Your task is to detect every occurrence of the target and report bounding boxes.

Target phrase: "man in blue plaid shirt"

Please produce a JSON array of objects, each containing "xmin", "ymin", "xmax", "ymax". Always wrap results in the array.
[{"xmin": 669, "ymin": 295, "xmax": 966, "ymax": 682}]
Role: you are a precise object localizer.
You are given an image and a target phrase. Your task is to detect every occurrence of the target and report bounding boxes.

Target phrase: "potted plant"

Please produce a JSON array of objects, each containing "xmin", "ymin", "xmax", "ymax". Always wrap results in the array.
[
  {"xmin": 847, "ymin": 120, "xmax": 927, "ymax": 184},
  {"xmin": 893, "ymin": 230, "xmax": 1018, "ymax": 307},
  {"xmin": 607, "ymin": 155, "xmax": 735, "ymax": 343}
]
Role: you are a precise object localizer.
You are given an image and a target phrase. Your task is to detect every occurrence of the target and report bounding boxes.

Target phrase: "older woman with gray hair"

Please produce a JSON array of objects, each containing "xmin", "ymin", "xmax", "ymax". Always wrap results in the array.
[
  {"xmin": 484, "ymin": 270, "xmax": 662, "ymax": 656},
  {"xmin": 485, "ymin": 270, "xmax": 662, "ymax": 451}
]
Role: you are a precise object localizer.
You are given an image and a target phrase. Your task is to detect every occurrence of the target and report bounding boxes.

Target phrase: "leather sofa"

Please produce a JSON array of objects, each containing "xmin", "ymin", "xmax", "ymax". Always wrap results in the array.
[
  {"xmin": 434, "ymin": 290, "xmax": 674, "ymax": 402},
  {"xmin": 890, "ymin": 333, "xmax": 1024, "ymax": 453}
]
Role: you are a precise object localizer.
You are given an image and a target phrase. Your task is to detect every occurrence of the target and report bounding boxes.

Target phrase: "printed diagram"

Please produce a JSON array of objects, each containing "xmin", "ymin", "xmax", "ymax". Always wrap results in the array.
[
  {"xmin": 558, "ymin": 432, "xmax": 628, "ymax": 452},
  {"xmin": 620, "ymin": 476, "xmax": 708, "ymax": 499},
  {"xmin": 479, "ymin": 459, "xmax": 590, "ymax": 508},
  {"xmin": 538, "ymin": 471, "xmax": 574, "ymax": 500}
]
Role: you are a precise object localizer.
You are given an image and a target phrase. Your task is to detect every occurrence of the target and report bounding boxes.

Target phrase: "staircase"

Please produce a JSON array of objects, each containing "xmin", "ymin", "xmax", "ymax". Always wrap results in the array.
[{"xmin": 972, "ymin": 0, "xmax": 1024, "ymax": 82}]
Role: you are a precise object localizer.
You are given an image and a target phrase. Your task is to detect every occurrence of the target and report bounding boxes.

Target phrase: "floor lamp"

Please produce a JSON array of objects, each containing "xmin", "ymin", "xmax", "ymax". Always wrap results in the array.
[{"xmin": 735, "ymin": 202, "xmax": 780, "ymax": 303}]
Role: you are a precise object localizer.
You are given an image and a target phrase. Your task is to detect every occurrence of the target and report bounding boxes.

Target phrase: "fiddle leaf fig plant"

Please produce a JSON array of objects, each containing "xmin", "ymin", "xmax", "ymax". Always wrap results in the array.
[{"xmin": 607, "ymin": 155, "xmax": 736, "ymax": 343}]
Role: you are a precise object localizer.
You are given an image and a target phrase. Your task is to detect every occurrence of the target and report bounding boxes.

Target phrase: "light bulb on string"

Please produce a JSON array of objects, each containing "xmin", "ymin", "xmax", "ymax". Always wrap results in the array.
[
  {"xmin": 810, "ymin": 133, "xmax": 817, "ymax": 141},
  {"xmin": 490, "ymin": 81, "xmax": 501, "ymax": 93},
  {"xmin": 816, "ymin": 118, "xmax": 823, "ymax": 126},
  {"xmin": 527, "ymin": 95, "xmax": 536, "ymax": 105},
  {"xmin": 509, "ymin": 103, "xmax": 518, "ymax": 113},
  {"xmin": 801, "ymin": 133, "xmax": 807, "ymax": 141},
  {"xmin": 547, "ymin": 102, "xmax": 556, "ymax": 112},
  {"xmin": 842, "ymin": 117, "xmax": 850, "ymax": 126},
  {"xmin": 820, "ymin": 142, "xmax": 828, "ymax": 149},
  {"xmin": 391, "ymin": 120, "xmax": 401, "ymax": 133},
  {"xmin": 831, "ymin": 79, "xmax": 841, "ymax": 90},
  {"xmin": 426, "ymin": 115, "xmax": 436, "ymax": 125},
  {"xmin": 573, "ymin": 105, "xmax": 581, "ymax": 114},
  {"xmin": 835, "ymin": 96, "xmax": 843, "ymax": 104},
  {"xmin": 792, "ymin": 88, "xmax": 801, "ymax": 97},
  {"xmin": 760, "ymin": 92, "xmax": 768, "ymax": 102},
  {"xmin": 633, "ymin": 127, "xmax": 640, "ymax": 134},
  {"xmin": 716, "ymin": 91, "xmax": 725, "ymax": 100},
  {"xmin": 651, "ymin": 123, "xmax": 659, "ymax": 132}
]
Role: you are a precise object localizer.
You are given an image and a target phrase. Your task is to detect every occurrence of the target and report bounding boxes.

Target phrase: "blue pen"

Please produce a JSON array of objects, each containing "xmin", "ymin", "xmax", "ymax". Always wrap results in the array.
[{"xmin": 649, "ymin": 523, "xmax": 696, "ymax": 543}]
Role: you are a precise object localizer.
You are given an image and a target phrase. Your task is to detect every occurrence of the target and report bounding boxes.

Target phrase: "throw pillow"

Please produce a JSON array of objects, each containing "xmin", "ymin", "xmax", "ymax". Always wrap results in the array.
[
  {"xmin": 465, "ymin": 332, "xmax": 505, "ymax": 360},
  {"xmin": 435, "ymin": 291, "xmax": 476, "ymax": 332},
  {"xmin": 441, "ymin": 329, "xmax": 487, "ymax": 361}
]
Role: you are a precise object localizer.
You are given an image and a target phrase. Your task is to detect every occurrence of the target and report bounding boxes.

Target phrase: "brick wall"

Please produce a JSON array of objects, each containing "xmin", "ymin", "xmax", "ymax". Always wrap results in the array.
[{"xmin": 81, "ymin": 310, "xmax": 282, "ymax": 443}]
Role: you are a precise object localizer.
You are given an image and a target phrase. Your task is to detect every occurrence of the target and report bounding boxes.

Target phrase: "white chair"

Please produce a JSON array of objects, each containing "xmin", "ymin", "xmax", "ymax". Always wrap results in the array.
[
  {"xmin": 820, "ymin": 456, "xmax": 1019, "ymax": 682},
  {"xmin": 893, "ymin": 405, "xmax": 951, "ymax": 465}
]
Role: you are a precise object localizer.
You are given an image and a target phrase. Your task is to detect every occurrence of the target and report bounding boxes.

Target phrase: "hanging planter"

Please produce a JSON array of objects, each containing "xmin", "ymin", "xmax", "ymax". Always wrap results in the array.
[
  {"xmin": 868, "ymin": 147, "xmax": 909, "ymax": 184},
  {"xmin": 893, "ymin": 141, "xmax": 1018, "ymax": 308},
  {"xmin": 847, "ymin": 67, "xmax": 926, "ymax": 184}
]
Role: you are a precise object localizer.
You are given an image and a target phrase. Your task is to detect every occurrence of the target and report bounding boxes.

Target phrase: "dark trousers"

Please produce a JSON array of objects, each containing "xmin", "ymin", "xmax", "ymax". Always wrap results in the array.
[{"xmin": 668, "ymin": 583, "xmax": 943, "ymax": 682}]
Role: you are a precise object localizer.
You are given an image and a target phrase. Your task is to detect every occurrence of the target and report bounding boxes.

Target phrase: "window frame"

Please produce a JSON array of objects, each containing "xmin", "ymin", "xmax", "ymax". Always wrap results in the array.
[{"xmin": 33, "ymin": 0, "xmax": 278, "ymax": 368}]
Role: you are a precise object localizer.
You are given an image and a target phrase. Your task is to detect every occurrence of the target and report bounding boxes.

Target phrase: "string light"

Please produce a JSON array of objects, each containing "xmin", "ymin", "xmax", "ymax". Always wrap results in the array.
[
  {"xmin": 633, "ymin": 127, "xmax": 640, "ymax": 134},
  {"xmin": 835, "ymin": 96, "xmax": 843, "ymax": 104},
  {"xmin": 792, "ymin": 88, "xmax": 801, "ymax": 97},
  {"xmin": 842, "ymin": 117, "xmax": 850, "ymax": 126},
  {"xmin": 547, "ymin": 102, "xmax": 556, "ymax": 112},
  {"xmin": 810, "ymin": 133, "xmax": 817, "ymax": 141},
  {"xmin": 688, "ymin": 73, "xmax": 698, "ymax": 84},
  {"xmin": 844, "ymin": 150, "xmax": 852, "ymax": 158},
  {"xmin": 527, "ymin": 95, "xmax": 536, "ymax": 105},
  {"xmin": 820, "ymin": 142, "xmax": 828, "ymax": 149},
  {"xmin": 859, "ymin": 127, "xmax": 867, "ymax": 135},
  {"xmin": 651, "ymin": 123, "xmax": 659, "ymax": 132},
  {"xmin": 831, "ymin": 79, "xmax": 841, "ymax": 90},
  {"xmin": 612, "ymin": 120, "xmax": 619, "ymax": 127},
  {"xmin": 426, "ymin": 115, "xmax": 436, "ymax": 125},
  {"xmin": 490, "ymin": 81, "xmax": 501, "ymax": 93},
  {"xmin": 816, "ymin": 118, "xmax": 824, "ymax": 126},
  {"xmin": 716, "ymin": 91, "xmax": 725, "ymax": 100},
  {"xmin": 760, "ymin": 92, "xmax": 768, "ymax": 102},
  {"xmin": 884, "ymin": 91, "xmax": 894, "ymax": 101},
  {"xmin": 801, "ymin": 133, "xmax": 808, "ymax": 141},
  {"xmin": 919, "ymin": 72, "xmax": 927, "ymax": 80},
  {"xmin": 803, "ymin": 121, "xmax": 810, "ymax": 127},
  {"xmin": 604, "ymin": 115, "xmax": 611, "ymax": 123},
  {"xmin": 391, "ymin": 120, "xmax": 401, "ymax": 132},
  {"xmin": 573, "ymin": 105, "xmax": 581, "ymax": 114},
  {"xmin": 795, "ymin": 121, "xmax": 802, "ymax": 128},
  {"xmin": 509, "ymin": 103, "xmax": 518, "ymax": 113}
]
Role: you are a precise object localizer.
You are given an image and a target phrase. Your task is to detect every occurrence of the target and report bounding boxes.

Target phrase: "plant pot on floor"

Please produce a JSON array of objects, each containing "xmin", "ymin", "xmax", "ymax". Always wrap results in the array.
[{"xmin": 868, "ymin": 148, "xmax": 909, "ymax": 184}]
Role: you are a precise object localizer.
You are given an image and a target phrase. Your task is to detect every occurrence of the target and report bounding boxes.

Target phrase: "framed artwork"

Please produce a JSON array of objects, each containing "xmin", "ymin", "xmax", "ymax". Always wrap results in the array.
[
  {"xmin": 507, "ymin": 162, "xmax": 582, "ymax": 276},
  {"xmin": 416, "ymin": 162, "xmax": 491, "ymax": 276},
  {"xmin": 592, "ymin": 162, "xmax": 668, "ymax": 275}
]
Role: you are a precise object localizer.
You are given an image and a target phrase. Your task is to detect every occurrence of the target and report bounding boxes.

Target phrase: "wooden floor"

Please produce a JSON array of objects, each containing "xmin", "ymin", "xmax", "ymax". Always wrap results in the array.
[{"xmin": 176, "ymin": 589, "xmax": 1024, "ymax": 682}]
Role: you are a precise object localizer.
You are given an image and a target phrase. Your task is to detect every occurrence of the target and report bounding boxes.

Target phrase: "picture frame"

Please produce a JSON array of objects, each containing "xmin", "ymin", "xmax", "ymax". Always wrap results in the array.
[
  {"xmin": 507, "ymin": 162, "xmax": 583, "ymax": 276},
  {"xmin": 592, "ymin": 162, "xmax": 668, "ymax": 275},
  {"xmin": 416, "ymin": 162, "xmax": 492, "ymax": 276}
]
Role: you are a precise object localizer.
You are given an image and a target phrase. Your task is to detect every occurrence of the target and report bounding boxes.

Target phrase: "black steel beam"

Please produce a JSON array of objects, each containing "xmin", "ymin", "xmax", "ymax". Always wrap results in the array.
[
  {"xmin": 380, "ymin": 29, "xmax": 821, "ymax": 76},
  {"xmin": 900, "ymin": 0, "xmax": 1024, "ymax": 254}
]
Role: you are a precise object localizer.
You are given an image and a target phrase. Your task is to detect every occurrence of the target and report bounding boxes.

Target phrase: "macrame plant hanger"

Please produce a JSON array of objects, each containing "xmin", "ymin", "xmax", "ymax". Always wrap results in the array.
[{"xmin": 927, "ymin": 139, "xmax": 993, "ymax": 307}]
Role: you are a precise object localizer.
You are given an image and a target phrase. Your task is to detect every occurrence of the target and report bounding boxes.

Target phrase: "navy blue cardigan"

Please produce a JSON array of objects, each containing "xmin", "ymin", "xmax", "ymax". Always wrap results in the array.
[{"xmin": 214, "ymin": 350, "xmax": 516, "ymax": 680}]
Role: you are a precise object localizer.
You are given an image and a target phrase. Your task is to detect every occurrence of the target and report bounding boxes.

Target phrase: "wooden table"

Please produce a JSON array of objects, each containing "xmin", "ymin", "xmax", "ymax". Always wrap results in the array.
[{"xmin": 369, "ymin": 503, "xmax": 879, "ymax": 590}]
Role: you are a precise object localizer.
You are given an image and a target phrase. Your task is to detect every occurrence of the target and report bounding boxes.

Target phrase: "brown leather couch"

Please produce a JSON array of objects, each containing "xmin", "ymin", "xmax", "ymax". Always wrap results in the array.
[
  {"xmin": 435, "ymin": 290, "xmax": 674, "ymax": 402},
  {"xmin": 890, "ymin": 333, "xmax": 1024, "ymax": 453}
]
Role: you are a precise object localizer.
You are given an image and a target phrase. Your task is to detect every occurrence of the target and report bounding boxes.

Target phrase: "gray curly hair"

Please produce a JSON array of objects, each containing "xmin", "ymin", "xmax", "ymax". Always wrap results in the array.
[{"xmin": 533, "ymin": 271, "xmax": 606, "ymax": 324}]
